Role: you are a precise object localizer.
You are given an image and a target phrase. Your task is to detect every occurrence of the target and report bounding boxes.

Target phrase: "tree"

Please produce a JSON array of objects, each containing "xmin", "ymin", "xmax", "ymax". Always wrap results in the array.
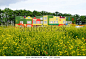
[
  {"xmin": 33, "ymin": 10, "xmax": 38, "ymax": 17},
  {"xmin": 0, "ymin": 9, "xmax": 1, "ymax": 25},
  {"xmin": 3, "ymin": 8, "xmax": 14, "ymax": 26},
  {"xmin": 58, "ymin": 13, "xmax": 62, "ymax": 16},
  {"xmin": 52, "ymin": 13, "xmax": 55, "ymax": 16},
  {"xmin": 55, "ymin": 11, "xmax": 59, "ymax": 16},
  {"xmin": 41, "ymin": 11, "xmax": 44, "ymax": 15},
  {"xmin": 62, "ymin": 13, "xmax": 72, "ymax": 17}
]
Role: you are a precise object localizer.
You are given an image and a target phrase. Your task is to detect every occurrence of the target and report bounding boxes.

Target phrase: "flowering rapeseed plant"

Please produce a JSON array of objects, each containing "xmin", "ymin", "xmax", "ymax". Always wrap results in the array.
[{"xmin": 0, "ymin": 26, "xmax": 86, "ymax": 56}]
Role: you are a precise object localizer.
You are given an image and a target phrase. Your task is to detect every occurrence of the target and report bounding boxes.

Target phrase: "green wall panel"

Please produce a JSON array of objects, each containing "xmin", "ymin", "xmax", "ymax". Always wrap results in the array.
[
  {"xmin": 26, "ymin": 19, "xmax": 32, "ymax": 24},
  {"xmin": 15, "ymin": 16, "xmax": 32, "ymax": 24},
  {"xmin": 66, "ymin": 16, "xmax": 76, "ymax": 24},
  {"xmin": 48, "ymin": 15, "xmax": 53, "ymax": 25},
  {"xmin": 49, "ymin": 24, "xmax": 59, "ymax": 25}
]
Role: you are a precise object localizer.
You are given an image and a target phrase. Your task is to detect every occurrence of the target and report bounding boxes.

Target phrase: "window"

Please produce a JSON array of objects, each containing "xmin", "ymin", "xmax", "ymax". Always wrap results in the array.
[
  {"xmin": 20, "ymin": 25, "xmax": 23, "ymax": 27},
  {"xmin": 40, "ymin": 17, "xmax": 43, "ymax": 20},
  {"xmin": 70, "ymin": 21, "xmax": 72, "ymax": 24},
  {"xmin": 68, "ymin": 17, "xmax": 70, "ymax": 20},
  {"xmin": 68, "ymin": 21, "xmax": 70, "ymax": 24},
  {"xmin": 56, "ymin": 18, "xmax": 58, "ymax": 20},
  {"xmin": 49, "ymin": 21, "xmax": 51, "ymax": 23},
  {"xmin": 33, "ymin": 21, "xmax": 36, "ymax": 24},
  {"xmin": 66, "ymin": 21, "xmax": 68, "ymax": 23},
  {"xmin": 54, "ymin": 21, "xmax": 55, "ymax": 23},
  {"xmin": 41, "ymin": 21, "xmax": 43, "ymax": 24},
  {"xmin": 79, "ymin": 22, "xmax": 82, "ymax": 25},
  {"xmin": 20, "ymin": 21, "xmax": 23, "ymax": 24},
  {"xmin": 44, "ymin": 17, "xmax": 47, "ymax": 20},
  {"xmin": 44, "ymin": 21, "xmax": 47, "ymax": 24},
  {"xmin": 27, "ymin": 25, "xmax": 31, "ymax": 27},
  {"xmin": 56, "ymin": 21, "xmax": 58, "ymax": 23},
  {"xmin": 27, "ymin": 21, "xmax": 31, "ymax": 24},
  {"xmin": 33, "ymin": 19, "xmax": 36, "ymax": 21},
  {"xmin": 28, "ymin": 17, "xmax": 30, "ymax": 19},
  {"xmin": 37, "ymin": 21, "xmax": 40, "ymax": 24},
  {"xmin": 49, "ymin": 21, "xmax": 53, "ymax": 23},
  {"xmin": 63, "ymin": 21, "xmax": 65, "ymax": 24}
]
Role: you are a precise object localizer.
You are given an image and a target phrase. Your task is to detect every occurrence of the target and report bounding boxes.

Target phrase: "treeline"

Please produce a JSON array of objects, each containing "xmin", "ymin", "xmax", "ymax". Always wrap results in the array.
[{"xmin": 0, "ymin": 8, "xmax": 86, "ymax": 26}]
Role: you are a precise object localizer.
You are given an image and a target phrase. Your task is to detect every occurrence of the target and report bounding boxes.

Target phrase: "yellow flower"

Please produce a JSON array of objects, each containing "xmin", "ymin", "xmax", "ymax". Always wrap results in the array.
[
  {"xmin": 67, "ymin": 41, "xmax": 69, "ymax": 43},
  {"xmin": 83, "ymin": 54, "xmax": 85, "ymax": 56},
  {"xmin": 22, "ymin": 52, "xmax": 24, "ymax": 54},
  {"xmin": 77, "ymin": 38, "xmax": 78, "ymax": 39},
  {"xmin": 76, "ymin": 36, "xmax": 77, "ymax": 37},
  {"xmin": 82, "ymin": 37, "xmax": 84, "ymax": 39},
  {"xmin": 64, "ymin": 37, "xmax": 65, "ymax": 39},
  {"xmin": 17, "ymin": 47, "xmax": 19, "ymax": 48},
  {"xmin": 82, "ymin": 49, "xmax": 85, "ymax": 51},
  {"xmin": 3, "ymin": 55, "xmax": 6, "ymax": 56},
  {"xmin": 15, "ymin": 43, "xmax": 17, "ymax": 45},
  {"xmin": 8, "ymin": 35, "xmax": 11, "ymax": 36},
  {"xmin": 39, "ymin": 45, "xmax": 40, "ymax": 46},
  {"xmin": 77, "ymin": 54, "xmax": 79, "ymax": 55},
  {"xmin": 60, "ymin": 54, "xmax": 62, "ymax": 55},
  {"xmin": 0, "ymin": 50, "xmax": 1, "ymax": 52}
]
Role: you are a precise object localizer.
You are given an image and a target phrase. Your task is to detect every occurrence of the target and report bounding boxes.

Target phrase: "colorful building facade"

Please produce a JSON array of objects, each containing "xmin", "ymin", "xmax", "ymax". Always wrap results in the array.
[
  {"xmin": 32, "ymin": 17, "xmax": 42, "ymax": 26},
  {"xmin": 15, "ymin": 16, "xmax": 33, "ymax": 27},
  {"xmin": 43, "ymin": 15, "xmax": 53, "ymax": 26},
  {"xmin": 15, "ymin": 15, "xmax": 75, "ymax": 27}
]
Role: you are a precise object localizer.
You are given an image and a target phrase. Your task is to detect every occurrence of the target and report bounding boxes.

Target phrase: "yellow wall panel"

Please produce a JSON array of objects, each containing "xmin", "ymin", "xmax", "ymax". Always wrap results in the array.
[
  {"xmin": 25, "ymin": 16, "xmax": 32, "ymax": 19},
  {"xmin": 43, "ymin": 15, "xmax": 48, "ymax": 25}
]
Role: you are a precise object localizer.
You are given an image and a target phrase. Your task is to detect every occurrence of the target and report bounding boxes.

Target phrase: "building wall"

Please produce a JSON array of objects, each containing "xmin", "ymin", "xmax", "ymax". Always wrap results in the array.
[
  {"xmin": 15, "ymin": 16, "xmax": 72, "ymax": 27},
  {"xmin": 49, "ymin": 16, "xmax": 59, "ymax": 25},
  {"xmin": 49, "ymin": 16, "xmax": 66, "ymax": 25},
  {"xmin": 15, "ymin": 16, "xmax": 33, "ymax": 27},
  {"xmin": 32, "ymin": 17, "xmax": 42, "ymax": 26},
  {"xmin": 25, "ymin": 16, "xmax": 32, "ymax": 19},
  {"xmin": 43, "ymin": 15, "xmax": 48, "ymax": 26},
  {"xmin": 59, "ymin": 17, "xmax": 66, "ymax": 24},
  {"xmin": 15, "ymin": 16, "xmax": 25, "ymax": 24},
  {"xmin": 66, "ymin": 16, "xmax": 76, "ymax": 24}
]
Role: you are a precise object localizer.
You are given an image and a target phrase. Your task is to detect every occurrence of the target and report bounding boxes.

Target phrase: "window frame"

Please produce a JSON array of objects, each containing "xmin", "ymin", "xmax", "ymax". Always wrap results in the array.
[
  {"xmin": 44, "ymin": 21, "xmax": 47, "ymax": 24},
  {"xmin": 44, "ymin": 17, "xmax": 47, "ymax": 20},
  {"xmin": 33, "ymin": 21, "xmax": 36, "ymax": 24},
  {"xmin": 27, "ymin": 21, "xmax": 31, "ymax": 24},
  {"xmin": 20, "ymin": 21, "xmax": 23, "ymax": 24},
  {"xmin": 56, "ymin": 21, "xmax": 58, "ymax": 23},
  {"xmin": 37, "ymin": 21, "xmax": 40, "ymax": 24}
]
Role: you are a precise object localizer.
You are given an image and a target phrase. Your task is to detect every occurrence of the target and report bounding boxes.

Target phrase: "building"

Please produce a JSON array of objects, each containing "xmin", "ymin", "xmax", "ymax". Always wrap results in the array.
[
  {"xmin": 49, "ymin": 16, "xmax": 59, "ymax": 25},
  {"xmin": 25, "ymin": 16, "xmax": 33, "ymax": 27},
  {"xmin": 32, "ymin": 16, "xmax": 42, "ymax": 27},
  {"xmin": 66, "ymin": 16, "xmax": 76, "ymax": 24},
  {"xmin": 15, "ymin": 15, "xmax": 76, "ymax": 27},
  {"xmin": 43, "ymin": 15, "xmax": 53, "ymax": 26},
  {"xmin": 15, "ymin": 16, "xmax": 33, "ymax": 27},
  {"xmin": 49, "ymin": 16, "xmax": 66, "ymax": 26},
  {"xmin": 58, "ymin": 16, "xmax": 66, "ymax": 26}
]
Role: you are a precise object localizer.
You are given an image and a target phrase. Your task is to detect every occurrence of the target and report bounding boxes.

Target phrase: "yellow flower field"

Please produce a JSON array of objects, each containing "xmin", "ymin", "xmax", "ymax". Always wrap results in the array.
[{"xmin": 0, "ymin": 25, "xmax": 86, "ymax": 56}]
